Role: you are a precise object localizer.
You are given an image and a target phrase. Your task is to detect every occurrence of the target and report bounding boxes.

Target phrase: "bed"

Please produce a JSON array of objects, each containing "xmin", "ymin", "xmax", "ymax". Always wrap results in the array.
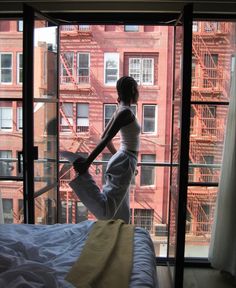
[{"xmin": 0, "ymin": 220, "xmax": 158, "ymax": 288}]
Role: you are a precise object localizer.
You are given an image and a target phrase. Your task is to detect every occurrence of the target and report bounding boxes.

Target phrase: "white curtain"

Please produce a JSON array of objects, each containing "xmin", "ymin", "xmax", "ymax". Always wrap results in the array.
[{"xmin": 209, "ymin": 57, "xmax": 236, "ymax": 276}]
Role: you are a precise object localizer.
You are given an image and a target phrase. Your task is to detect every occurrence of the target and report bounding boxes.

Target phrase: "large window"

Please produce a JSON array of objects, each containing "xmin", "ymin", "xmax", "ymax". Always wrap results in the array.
[
  {"xmin": 60, "ymin": 102, "xmax": 73, "ymax": 132},
  {"xmin": 77, "ymin": 53, "xmax": 90, "ymax": 84},
  {"xmin": 140, "ymin": 154, "xmax": 156, "ymax": 186},
  {"xmin": 76, "ymin": 103, "xmax": 89, "ymax": 132},
  {"xmin": 142, "ymin": 105, "xmax": 157, "ymax": 133},
  {"xmin": 0, "ymin": 53, "xmax": 12, "ymax": 83},
  {"xmin": 104, "ymin": 53, "xmax": 119, "ymax": 85},
  {"xmin": 60, "ymin": 52, "xmax": 74, "ymax": 84},
  {"xmin": 104, "ymin": 104, "xmax": 117, "ymax": 127},
  {"xmin": 129, "ymin": 57, "xmax": 154, "ymax": 85}
]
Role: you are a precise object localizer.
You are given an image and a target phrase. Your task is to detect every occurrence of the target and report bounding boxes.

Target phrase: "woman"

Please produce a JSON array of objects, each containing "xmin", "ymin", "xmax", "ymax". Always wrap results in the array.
[{"xmin": 67, "ymin": 76, "xmax": 140, "ymax": 224}]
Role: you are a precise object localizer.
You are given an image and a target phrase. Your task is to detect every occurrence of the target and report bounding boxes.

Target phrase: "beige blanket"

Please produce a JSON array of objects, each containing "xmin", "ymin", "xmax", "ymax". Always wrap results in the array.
[{"xmin": 65, "ymin": 219, "xmax": 134, "ymax": 288}]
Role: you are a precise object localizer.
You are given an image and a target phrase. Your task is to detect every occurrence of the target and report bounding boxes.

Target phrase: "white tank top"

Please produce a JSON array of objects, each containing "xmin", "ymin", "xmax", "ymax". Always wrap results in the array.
[{"xmin": 118, "ymin": 106, "xmax": 141, "ymax": 152}]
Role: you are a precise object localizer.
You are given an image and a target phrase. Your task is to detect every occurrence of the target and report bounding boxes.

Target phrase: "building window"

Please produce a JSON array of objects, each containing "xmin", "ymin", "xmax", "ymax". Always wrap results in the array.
[
  {"xmin": 17, "ymin": 105, "xmax": 22, "ymax": 130},
  {"xmin": 2, "ymin": 198, "xmax": 13, "ymax": 224},
  {"xmin": 124, "ymin": 25, "xmax": 139, "ymax": 32},
  {"xmin": 104, "ymin": 104, "xmax": 117, "ymax": 127},
  {"xmin": 133, "ymin": 209, "xmax": 154, "ymax": 232},
  {"xmin": 104, "ymin": 53, "xmax": 119, "ymax": 85},
  {"xmin": 77, "ymin": 53, "xmax": 90, "ymax": 84},
  {"xmin": 0, "ymin": 150, "xmax": 13, "ymax": 177},
  {"xmin": 17, "ymin": 20, "xmax": 23, "ymax": 32},
  {"xmin": 201, "ymin": 105, "xmax": 216, "ymax": 136},
  {"xmin": 141, "ymin": 154, "xmax": 156, "ymax": 186},
  {"xmin": 203, "ymin": 53, "xmax": 218, "ymax": 88},
  {"xmin": 76, "ymin": 202, "xmax": 88, "ymax": 223},
  {"xmin": 78, "ymin": 25, "xmax": 90, "ymax": 32},
  {"xmin": 201, "ymin": 155, "xmax": 214, "ymax": 182},
  {"xmin": 60, "ymin": 102, "xmax": 73, "ymax": 132},
  {"xmin": 61, "ymin": 52, "xmax": 74, "ymax": 84},
  {"xmin": 129, "ymin": 57, "xmax": 154, "ymax": 85},
  {"xmin": 142, "ymin": 105, "xmax": 157, "ymax": 133},
  {"xmin": 192, "ymin": 21, "xmax": 199, "ymax": 32},
  {"xmin": 204, "ymin": 22, "xmax": 219, "ymax": 33},
  {"xmin": 0, "ymin": 53, "xmax": 12, "ymax": 84},
  {"xmin": 17, "ymin": 53, "xmax": 23, "ymax": 84},
  {"xmin": 0, "ymin": 105, "xmax": 13, "ymax": 130},
  {"xmin": 76, "ymin": 103, "xmax": 89, "ymax": 132}
]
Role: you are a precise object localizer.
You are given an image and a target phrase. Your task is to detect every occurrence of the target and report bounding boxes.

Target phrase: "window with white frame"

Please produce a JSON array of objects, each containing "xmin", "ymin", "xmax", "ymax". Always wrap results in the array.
[
  {"xmin": 124, "ymin": 25, "xmax": 139, "ymax": 32},
  {"xmin": 0, "ymin": 53, "xmax": 12, "ymax": 84},
  {"xmin": 60, "ymin": 103, "xmax": 73, "ymax": 132},
  {"xmin": 17, "ymin": 20, "xmax": 23, "ymax": 32},
  {"xmin": 77, "ymin": 53, "xmax": 90, "ymax": 84},
  {"xmin": 17, "ymin": 106, "xmax": 22, "ymax": 130},
  {"xmin": 61, "ymin": 52, "xmax": 74, "ymax": 84},
  {"xmin": 104, "ymin": 104, "xmax": 117, "ymax": 127},
  {"xmin": 104, "ymin": 53, "xmax": 119, "ymax": 85},
  {"xmin": 17, "ymin": 53, "xmax": 23, "ymax": 84},
  {"xmin": 142, "ymin": 105, "xmax": 157, "ymax": 133},
  {"xmin": 129, "ymin": 57, "xmax": 154, "ymax": 85},
  {"xmin": 0, "ymin": 106, "xmax": 13, "ymax": 130},
  {"xmin": 140, "ymin": 154, "xmax": 156, "ymax": 186},
  {"xmin": 76, "ymin": 103, "xmax": 89, "ymax": 132}
]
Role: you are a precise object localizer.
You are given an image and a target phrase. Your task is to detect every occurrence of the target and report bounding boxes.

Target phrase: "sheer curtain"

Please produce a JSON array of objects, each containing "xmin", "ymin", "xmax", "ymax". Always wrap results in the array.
[{"xmin": 209, "ymin": 57, "xmax": 236, "ymax": 276}]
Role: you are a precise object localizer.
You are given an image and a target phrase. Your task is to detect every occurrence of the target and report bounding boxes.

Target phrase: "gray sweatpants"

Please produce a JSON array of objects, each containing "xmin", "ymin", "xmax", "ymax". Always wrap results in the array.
[{"xmin": 69, "ymin": 149, "xmax": 137, "ymax": 224}]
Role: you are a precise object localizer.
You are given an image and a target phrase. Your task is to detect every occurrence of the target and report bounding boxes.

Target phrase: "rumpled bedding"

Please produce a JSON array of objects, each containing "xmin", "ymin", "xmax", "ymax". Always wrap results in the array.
[{"xmin": 0, "ymin": 221, "xmax": 158, "ymax": 288}]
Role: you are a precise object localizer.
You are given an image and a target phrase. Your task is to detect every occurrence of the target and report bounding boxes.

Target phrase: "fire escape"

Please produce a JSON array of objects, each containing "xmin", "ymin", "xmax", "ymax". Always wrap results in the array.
[
  {"xmin": 59, "ymin": 25, "xmax": 97, "ymax": 222},
  {"xmin": 187, "ymin": 21, "xmax": 231, "ymax": 238}
]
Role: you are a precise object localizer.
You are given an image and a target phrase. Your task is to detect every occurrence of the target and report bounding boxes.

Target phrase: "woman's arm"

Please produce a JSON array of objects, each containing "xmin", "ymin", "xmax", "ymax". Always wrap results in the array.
[{"xmin": 74, "ymin": 109, "xmax": 134, "ymax": 174}]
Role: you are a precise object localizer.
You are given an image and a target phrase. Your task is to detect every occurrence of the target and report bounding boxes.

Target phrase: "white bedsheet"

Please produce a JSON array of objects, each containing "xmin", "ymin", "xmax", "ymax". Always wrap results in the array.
[{"xmin": 0, "ymin": 221, "xmax": 157, "ymax": 288}]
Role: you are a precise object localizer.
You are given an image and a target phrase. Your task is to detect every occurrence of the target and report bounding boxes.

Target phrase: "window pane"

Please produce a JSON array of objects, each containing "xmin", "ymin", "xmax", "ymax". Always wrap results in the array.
[
  {"xmin": 0, "ymin": 107, "xmax": 13, "ymax": 129},
  {"xmin": 141, "ymin": 154, "xmax": 156, "ymax": 186},
  {"xmin": 129, "ymin": 58, "xmax": 141, "ymax": 84},
  {"xmin": 104, "ymin": 104, "xmax": 117, "ymax": 127},
  {"xmin": 125, "ymin": 25, "xmax": 139, "ymax": 32},
  {"xmin": 2, "ymin": 199, "xmax": 13, "ymax": 223},
  {"xmin": 143, "ymin": 105, "xmax": 156, "ymax": 133},
  {"xmin": 104, "ymin": 53, "xmax": 119, "ymax": 84},
  {"xmin": 0, "ymin": 54, "xmax": 12, "ymax": 83}
]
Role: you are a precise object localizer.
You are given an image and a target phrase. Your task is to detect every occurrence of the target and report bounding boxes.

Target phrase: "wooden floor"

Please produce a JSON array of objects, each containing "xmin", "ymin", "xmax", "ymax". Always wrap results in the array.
[{"xmin": 157, "ymin": 266, "xmax": 236, "ymax": 288}]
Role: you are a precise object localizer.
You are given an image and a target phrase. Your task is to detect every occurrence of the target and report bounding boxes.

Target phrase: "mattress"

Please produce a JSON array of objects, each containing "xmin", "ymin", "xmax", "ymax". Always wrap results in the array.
[{"xmin": 0, "ymin": 221, "xmax": 158, "ymax": 287}]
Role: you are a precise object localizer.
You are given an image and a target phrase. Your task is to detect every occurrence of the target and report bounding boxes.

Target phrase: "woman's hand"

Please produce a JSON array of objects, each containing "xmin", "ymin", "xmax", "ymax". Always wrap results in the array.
[{"xmin": 73, "ymin": 156, "xmax": 90, "ymax": 175}]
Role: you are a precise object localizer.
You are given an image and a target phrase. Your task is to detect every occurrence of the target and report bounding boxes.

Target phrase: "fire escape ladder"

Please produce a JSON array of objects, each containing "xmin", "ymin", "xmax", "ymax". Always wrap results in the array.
[
  {"xmin": 60, "ymin": 53, "xmax": 77, "ymax": 85},
  {"xmin": 192, "ymin": 34, "xmax": 224, "ymax": 92},
  {"xmin": 187, "ymin": 194, "xmax": 210, "ymax": 238}
]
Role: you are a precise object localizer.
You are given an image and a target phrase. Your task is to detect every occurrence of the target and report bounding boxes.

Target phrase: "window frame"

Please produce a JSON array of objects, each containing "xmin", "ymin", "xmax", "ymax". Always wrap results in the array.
[
  {"xmin": 77, "ymin": 52, "xmax": 90, "ymax": 84},
  {"xmin": 0, "ymin": 52, "xmax": 13, "ymax": 84},
  {"xmin": 104, "ymin": 52, "xmax": 119, "ymax": 86},
  {"xmin": 142, "ymin": 104, "xmax": 157, "ymax": 134}
]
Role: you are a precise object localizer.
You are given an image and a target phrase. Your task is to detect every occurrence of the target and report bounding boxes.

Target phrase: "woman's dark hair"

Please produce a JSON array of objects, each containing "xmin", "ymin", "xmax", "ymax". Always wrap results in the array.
[{"xmin": 116, "ymin": 76, "xmax": 139, "ymax": 104}]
